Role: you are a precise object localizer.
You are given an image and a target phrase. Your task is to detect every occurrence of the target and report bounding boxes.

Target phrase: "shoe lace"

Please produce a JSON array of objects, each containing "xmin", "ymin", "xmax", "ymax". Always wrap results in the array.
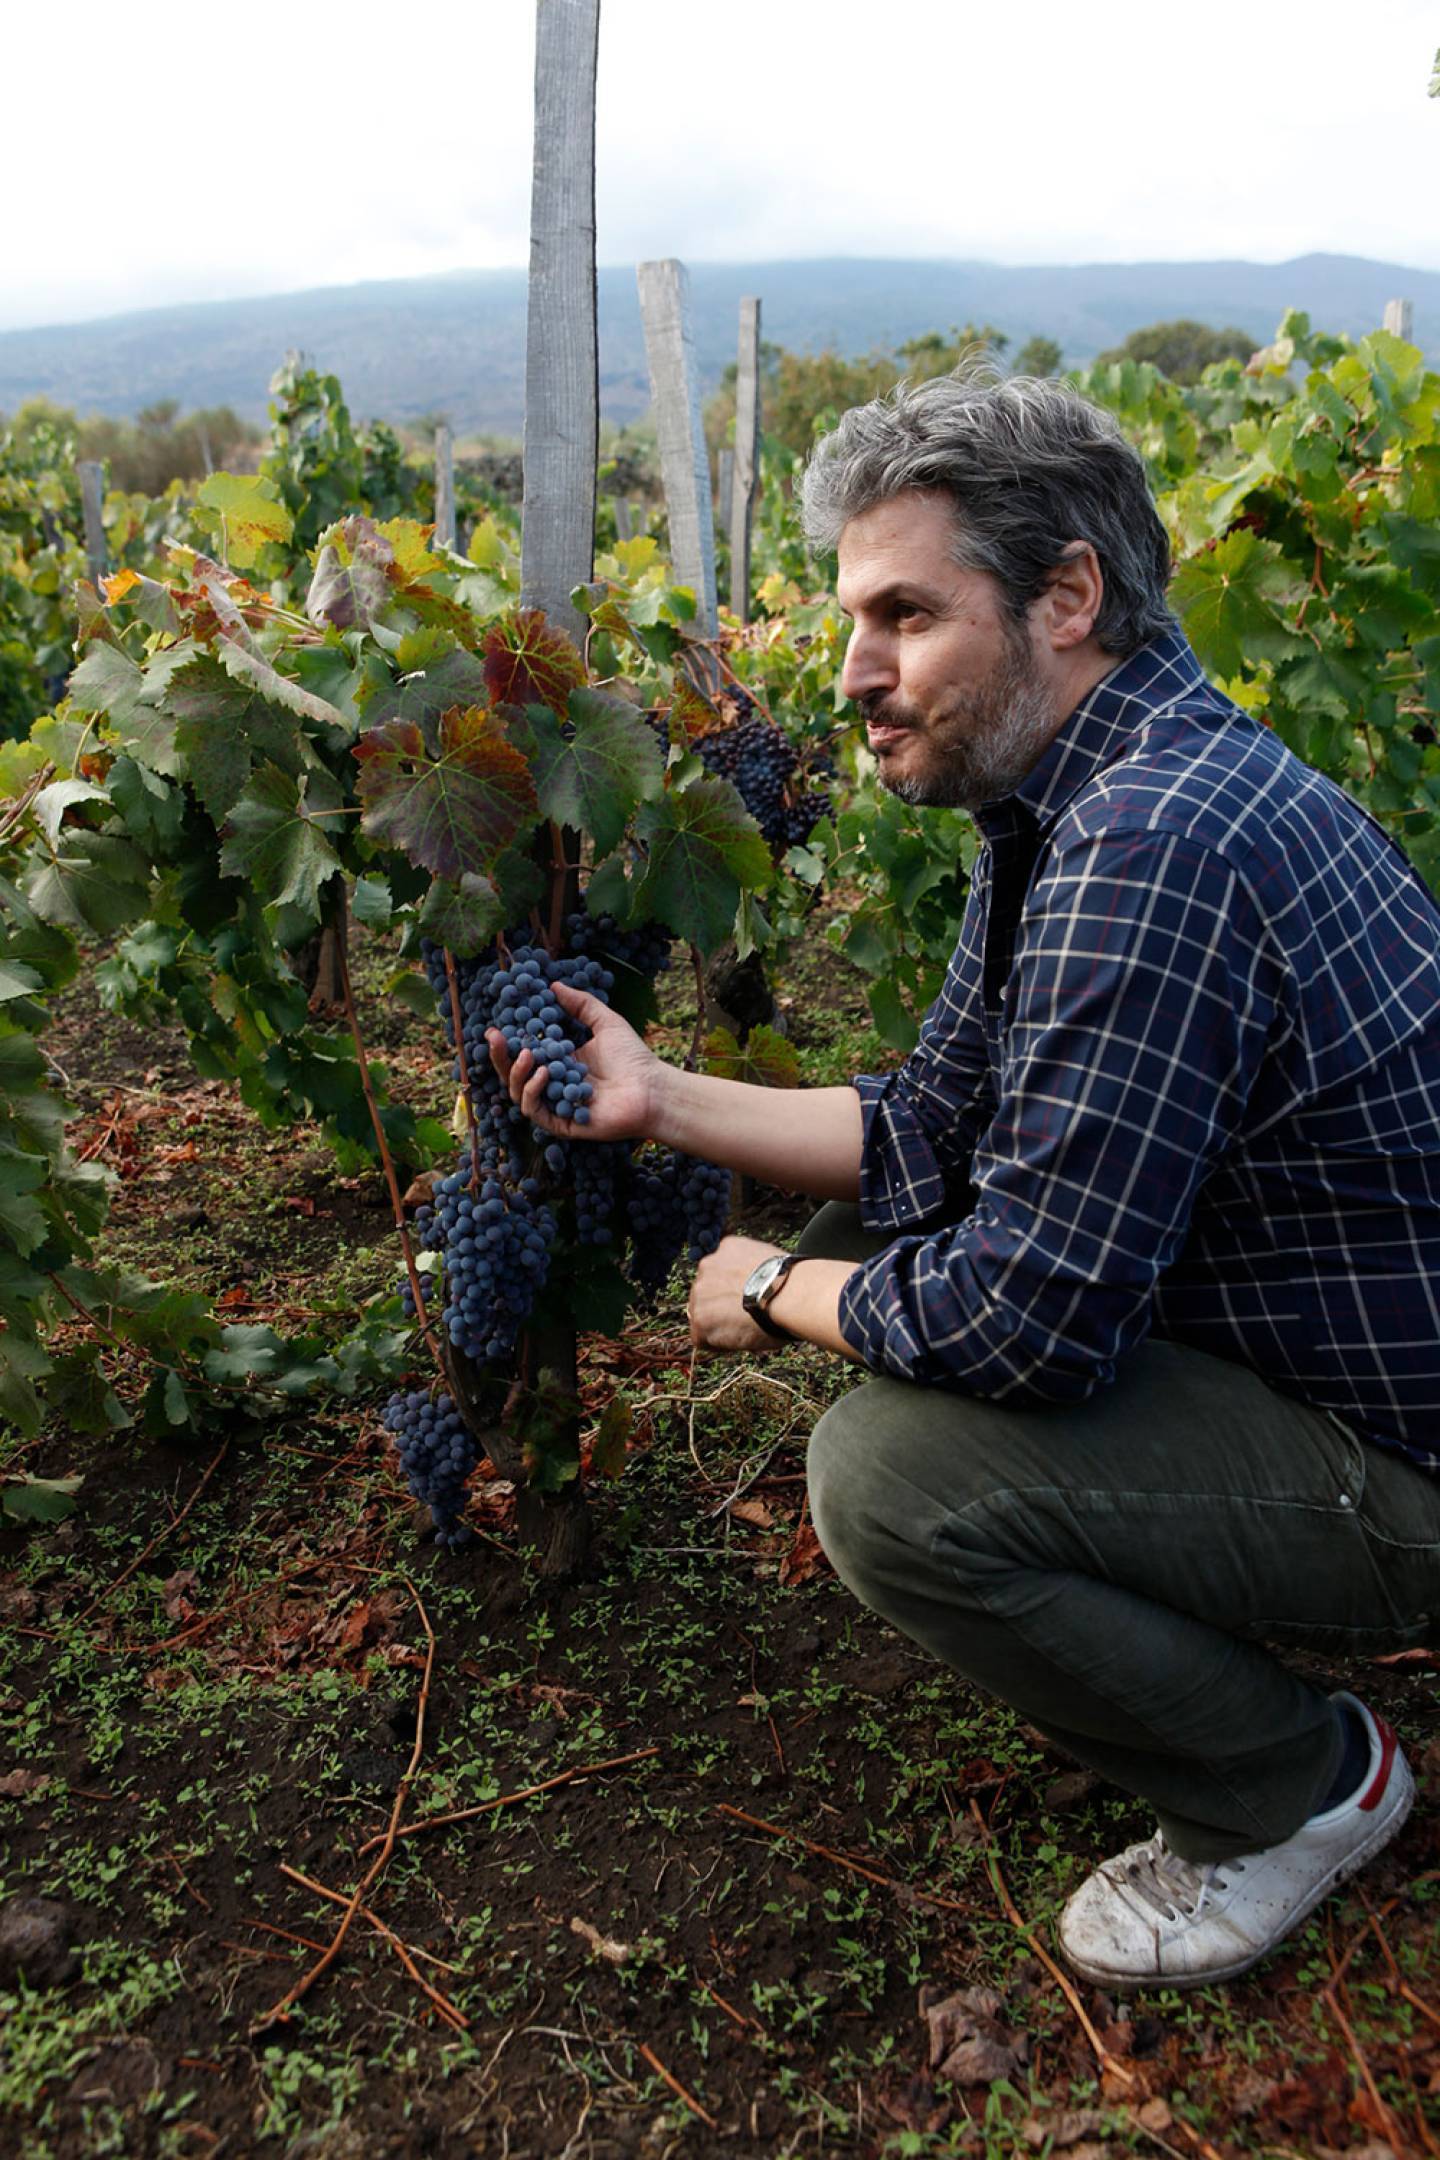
[{"xmin": 1120, "ymin": 1835, "xmax": 1244, "ymax": 1923}]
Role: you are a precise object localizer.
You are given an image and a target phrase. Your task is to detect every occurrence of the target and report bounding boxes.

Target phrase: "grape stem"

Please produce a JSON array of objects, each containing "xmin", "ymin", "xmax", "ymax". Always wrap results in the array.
[
  {"xmin": 441, "ymin": 947, "xmax": 483, "ymax": 1198},
  {"xmin": 334, "ymin": 907, "xmax": 445, "ymax": 1376},
  {"xmin": 686, "ymin": 944, "xmax": 707, "ymax": 1074}
]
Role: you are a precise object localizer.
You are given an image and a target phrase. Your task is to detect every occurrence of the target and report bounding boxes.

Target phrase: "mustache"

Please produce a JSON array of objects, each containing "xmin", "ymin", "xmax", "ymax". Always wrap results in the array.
[{"xmin": 856, "ymin": 691, "xmax": 919, "ymax": 729}]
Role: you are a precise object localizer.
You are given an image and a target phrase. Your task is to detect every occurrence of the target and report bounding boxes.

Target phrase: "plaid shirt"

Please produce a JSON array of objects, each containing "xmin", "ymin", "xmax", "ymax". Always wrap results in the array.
[{"xmin": 839, "ymin": 627, "xmax": 1440, "ymax": 1473}]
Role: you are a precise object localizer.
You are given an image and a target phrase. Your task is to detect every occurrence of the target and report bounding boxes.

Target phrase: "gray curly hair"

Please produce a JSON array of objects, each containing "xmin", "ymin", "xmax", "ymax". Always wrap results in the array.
[{"xmin": 800, "ymin": 371, "xmax": 1174, "ymax": 656}]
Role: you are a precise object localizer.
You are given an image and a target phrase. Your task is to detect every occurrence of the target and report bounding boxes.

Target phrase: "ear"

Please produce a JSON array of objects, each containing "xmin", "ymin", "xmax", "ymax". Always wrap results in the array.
[{"xmin": 1037, "ymin": 543, "xmax": 1104, "ymax": 651}]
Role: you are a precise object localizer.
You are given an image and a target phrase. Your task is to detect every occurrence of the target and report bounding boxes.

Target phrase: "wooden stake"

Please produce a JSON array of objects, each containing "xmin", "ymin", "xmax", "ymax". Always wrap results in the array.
[
  {"xmin": 522, "ymin": 0, "xmax": 600, "ymax": 639},
  {"xmin": 729, "ymin": 296, "xmax": 762, "ymax": 623},
  {"xmin": 433, "ymin": 423, "xmax": 456, "ymax": 552},
  {"xmin": 1383, "ymin": 297, "xmax": 1414, "ymax": 341},
  {"xmin": 637, "ymin": 257, "xmax": 719, "ymax": 653},
  {"xmin": 77, "ymin": 460, "xmax": 106, "ymax": 587}
]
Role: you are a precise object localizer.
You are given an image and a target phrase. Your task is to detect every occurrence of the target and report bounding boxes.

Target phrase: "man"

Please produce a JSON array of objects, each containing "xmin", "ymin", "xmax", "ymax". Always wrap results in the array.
[{"xmin": 489, "ymin": 373, "xmax": 1437, "ymax": 1991}]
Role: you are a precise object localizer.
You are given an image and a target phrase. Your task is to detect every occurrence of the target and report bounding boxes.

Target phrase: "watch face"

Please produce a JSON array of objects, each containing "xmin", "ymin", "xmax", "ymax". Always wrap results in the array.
[{"xmin": 744, "ymin": 1254, "xmax": 787, "ymax": 1306}]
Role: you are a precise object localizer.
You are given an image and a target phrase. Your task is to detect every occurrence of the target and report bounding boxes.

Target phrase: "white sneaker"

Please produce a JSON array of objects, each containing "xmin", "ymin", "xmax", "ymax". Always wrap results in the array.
[{"xmin": 1058, "ymin": 1694, "xmax": 1414, "ymax": 1990}]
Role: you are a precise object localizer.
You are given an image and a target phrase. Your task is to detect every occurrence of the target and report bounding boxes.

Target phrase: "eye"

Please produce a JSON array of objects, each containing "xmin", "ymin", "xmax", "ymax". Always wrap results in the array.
[{"xmin": 892, "ymin": 600, "xmax": 925, "ymax": 624}]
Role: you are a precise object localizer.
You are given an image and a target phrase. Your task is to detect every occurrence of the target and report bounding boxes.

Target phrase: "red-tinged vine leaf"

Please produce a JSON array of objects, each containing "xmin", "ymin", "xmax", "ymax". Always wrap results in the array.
[
  {"xmin": 353, "ymin": 703, "xmax": 538, "ymax": 882},
  {"xmin": 363, "ymin": 648, "xmax": 490, "ymax": 743},
  {"xmin": 590, "ymin": 1397, "xmax": 631, "ymax": 1481},
  {"xmin": 521, "ymin": 687, "xmax": 664, "ymax": 856},
  {"xmin": 218, "ymin": 763, "xmax": 345, "ymax": 925},
  {"xmin": 74, "ymin": 580, "xmax": 117, "ymax": 647},
  {"xmin": 633, "ymin": 776, "xmax": 771, "ymax": 953},
  {"xmin": 483, "ymin": 607, "xmax": 587, "ymax": 717},
  {"xmin": 418, "ymin": 873, "xmax": 505, "ymax": 958},
  {"xmin": 703, "ymin": 1023, "xmax": 801, "ymax": 1089},
  {"xmin": 670, "ymin": 669, "xmax": 729, "ymax": 743},
  {"xmin": 306, "ymin": 530, "xmax": 393, "ymax": 632}
]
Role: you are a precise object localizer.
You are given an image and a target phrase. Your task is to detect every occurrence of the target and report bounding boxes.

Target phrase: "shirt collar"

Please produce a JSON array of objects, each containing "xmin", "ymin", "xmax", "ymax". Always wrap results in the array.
[{"xmin": 983, "ymin": 626, "xmax": 1206, "ymax": 838}]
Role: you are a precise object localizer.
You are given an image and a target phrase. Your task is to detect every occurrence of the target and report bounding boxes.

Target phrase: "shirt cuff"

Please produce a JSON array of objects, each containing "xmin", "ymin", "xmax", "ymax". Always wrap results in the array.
[{"xmin": 852, "ymin": 1071, "xmax": 949, "ymax": 1233}]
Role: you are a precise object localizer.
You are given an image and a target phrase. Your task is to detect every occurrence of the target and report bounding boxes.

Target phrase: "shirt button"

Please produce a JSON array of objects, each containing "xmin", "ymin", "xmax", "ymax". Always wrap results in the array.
[{"xmin": 1337, "ymin": 1493, "xmax": 1353, "ymax": 1509}]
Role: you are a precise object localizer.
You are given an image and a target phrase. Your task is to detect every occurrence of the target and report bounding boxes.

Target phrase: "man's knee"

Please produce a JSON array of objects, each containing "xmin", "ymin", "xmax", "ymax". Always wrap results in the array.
[{"xmin": 807, "ymin": 1382, "xmax": 967, "ymax": 1602}]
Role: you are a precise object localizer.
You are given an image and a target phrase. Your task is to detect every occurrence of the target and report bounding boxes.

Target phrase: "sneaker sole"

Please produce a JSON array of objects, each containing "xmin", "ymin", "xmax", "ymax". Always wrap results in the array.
[{"xmin": 1058, "ymin": 1755, "xmax": 1415, "ymax": 1993}]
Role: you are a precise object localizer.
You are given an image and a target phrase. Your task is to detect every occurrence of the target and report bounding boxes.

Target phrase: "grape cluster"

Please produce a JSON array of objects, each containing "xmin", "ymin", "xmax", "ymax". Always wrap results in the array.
[
  {"xmin": 624, "ymin": 1148, "xmax": 732, "ymax": 1294},
  {"xmin": 382, "ymin": 1389, "xmax": 476, "ymax": 1547},
  {"xmin": 414, "ymin": 1166, "xmax": 558, "ymax": 1365},
  {"xmin": 407, "ymin": 905, "xmax": 730, "ymax": 1370},
  {"xmin": 693, "ymin": 706, "xmax": 834, "ymax": 854}
]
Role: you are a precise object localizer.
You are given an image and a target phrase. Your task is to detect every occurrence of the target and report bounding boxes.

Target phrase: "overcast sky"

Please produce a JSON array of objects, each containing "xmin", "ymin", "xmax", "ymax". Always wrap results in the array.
[{"xmin": 6, "ymin": 0, "xmax": 1436, "ymax": 332}]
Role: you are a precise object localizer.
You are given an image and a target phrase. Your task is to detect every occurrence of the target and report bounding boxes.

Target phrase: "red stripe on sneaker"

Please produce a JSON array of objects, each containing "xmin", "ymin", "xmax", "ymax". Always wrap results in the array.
[{"xmin": 1358, "ymin": 1715, "xmax": 1397, "ymax": 1812}]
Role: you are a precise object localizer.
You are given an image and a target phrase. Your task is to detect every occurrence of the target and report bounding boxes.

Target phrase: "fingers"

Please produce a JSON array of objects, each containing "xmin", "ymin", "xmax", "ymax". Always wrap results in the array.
[
  {"xmin": 485, "ymin": 1030, "xmax": 561, "ymax": 1128},
  {"xmin": 550, "ymin": 980, "xmax": 611, "ymax": 1032}
]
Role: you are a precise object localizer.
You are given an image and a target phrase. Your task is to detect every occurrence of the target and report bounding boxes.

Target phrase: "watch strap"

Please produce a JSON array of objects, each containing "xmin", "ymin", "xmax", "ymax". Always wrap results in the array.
[{"xmin": 745, "ymin": 1251, "xmax": 806, "ymax": 1339}]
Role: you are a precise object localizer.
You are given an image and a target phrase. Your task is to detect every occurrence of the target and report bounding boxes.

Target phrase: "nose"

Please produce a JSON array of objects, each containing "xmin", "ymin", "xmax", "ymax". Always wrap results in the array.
[{"xmin": 839, "ymin": 620, "xmax": 895, "ymax": 705}]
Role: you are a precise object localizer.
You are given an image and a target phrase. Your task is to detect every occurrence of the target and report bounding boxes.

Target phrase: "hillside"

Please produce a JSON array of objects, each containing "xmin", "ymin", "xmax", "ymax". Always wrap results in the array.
[{"xmin": 2, "ymin": 254, "xmax": 1434, "ymax": 438}]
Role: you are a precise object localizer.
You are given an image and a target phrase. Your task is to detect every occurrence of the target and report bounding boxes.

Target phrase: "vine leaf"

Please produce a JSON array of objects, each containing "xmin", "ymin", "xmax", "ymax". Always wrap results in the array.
[
  {"xmin": 1169, "ymin": 529, "xmax": 1302, "ymax": 678},
  {"xmin": 363, "ymin": 648, "xmax": 490, "ymax": 746},
  {"xmin": 591, "ymin": 1398, "xmax": 632, "ymax": 1480},
  {"xmin": 194, "ymin": 474, "xmax": 293, "ymax": 569},
  {"xmin": 521, "ymin": 688, "xmax": 664, "ymax": 856},
  {"xmin": 353, "ymin": 703, "xmax": 539, "ymax": 881},
  {"xmin": 633, "ymin": 778, "xmax": 771, "ymax": 952},
  {"xmin": 484, "ymin": 608, "xmax": 587, "ymax": 717},
  {"xmin": 1, "ymin": 1471, "xmax": 82, "ymax": 1524},
  {"xmin": 219, "ymin": 764, "xmax": 346, "ymax": 925},
  {"xmin": 23, "ymin": 832, "xmax": 153, "ymax": 937},
  {"xmin": 419, "ymin": 874, "xmax": 505, "ymax": 958},
  {"xmin": 306, "ymin": 529, "xmax": 393, "ymax": 632},
  {"xmin": 704, "ymin": 1024, "xmax": 800, "ymax": 1089},
  {"xmin": 67, "ymin": 644, "xmax": 146, "ymax": 729},
  {"xmin": 167, "ymin": 657, "xmax": 306, "ymax": 822},
  {"xmin": 669, "ymin": 671, "xmax": 728, "ymax": 744}
]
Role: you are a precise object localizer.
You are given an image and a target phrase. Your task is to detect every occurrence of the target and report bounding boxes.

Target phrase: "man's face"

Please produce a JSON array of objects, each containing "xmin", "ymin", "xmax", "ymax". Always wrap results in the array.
[{"xmin": 836, "ymin": 491, "xmax": 1061, "ymax": 810}]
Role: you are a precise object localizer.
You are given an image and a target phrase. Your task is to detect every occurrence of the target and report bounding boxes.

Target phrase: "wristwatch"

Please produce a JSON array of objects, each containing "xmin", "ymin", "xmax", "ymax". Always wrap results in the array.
[{"xmin": 742, "ymin": 1251, "xmax": 806, "ymax": 1339}]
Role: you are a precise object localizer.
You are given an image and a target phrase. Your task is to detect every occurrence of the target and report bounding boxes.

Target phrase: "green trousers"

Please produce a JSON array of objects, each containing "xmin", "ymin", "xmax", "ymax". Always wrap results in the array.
[{"xmin": 799, "ymin": 1204, "xmax": 1440, "ymax": 1860}]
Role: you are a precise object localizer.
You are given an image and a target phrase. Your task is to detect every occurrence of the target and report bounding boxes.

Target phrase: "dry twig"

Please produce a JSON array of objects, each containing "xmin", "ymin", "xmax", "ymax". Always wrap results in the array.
[
  {"xmin": 75, "ymin": 1441, "xmax": 230, "ymax": 1624},
  {"xmin": 637, "ymin": 2040, "xmax": 717, "ymax": 2130},
  {"xmin": 253, "ymin": 1579, "xmax": 436, "ymax": 2029},
  {"xmin": 357, "ymin": 1745, "xmax": 661, "ymax": 1855}
]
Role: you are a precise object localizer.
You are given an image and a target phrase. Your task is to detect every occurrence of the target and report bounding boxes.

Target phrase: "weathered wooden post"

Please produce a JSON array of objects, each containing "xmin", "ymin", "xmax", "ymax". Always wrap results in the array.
[
  {"xmin": 522, "ymin": 0, "xmax": 600, "ymax": 642},
  {"xmin": 442, "ymin": 0, "xmax": 601, "ymax": 1577},
  {"xmin": 637, "ymin": 257, "xmax": 719, "ymax": 682},
  {"xmin": 77, "ymin": 460, "xmax": 106, "ymax": 588},
  {"xmin": 729, "ymin": 295, "xmax": 762, "ymax": 624},
  {"xmin": 715, "ymin": 448, "xmax": 733, "ymax": 540},
  {"xmin": 433, "ymin": 423, "xmax": 456, "ymax": 551},
  {"xmin": 1383, "ymin": 298, "xmax": 1414, "ymax": 341},
  {"xmin": 612, "ymin": 495, "xmax": 635, "ymax": 541}
]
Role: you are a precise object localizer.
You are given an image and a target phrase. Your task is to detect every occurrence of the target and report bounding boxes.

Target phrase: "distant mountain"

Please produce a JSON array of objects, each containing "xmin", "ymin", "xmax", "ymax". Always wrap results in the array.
[{"xmin": 1, "ymin": 255, "xmax": 1434, "ymax": 439}]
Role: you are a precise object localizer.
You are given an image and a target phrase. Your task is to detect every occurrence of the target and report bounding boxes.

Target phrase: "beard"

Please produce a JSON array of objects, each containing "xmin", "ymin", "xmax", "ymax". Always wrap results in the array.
[{"xmin": 860, "ymin": 622, "xmax": 1057, "ymax": 811}]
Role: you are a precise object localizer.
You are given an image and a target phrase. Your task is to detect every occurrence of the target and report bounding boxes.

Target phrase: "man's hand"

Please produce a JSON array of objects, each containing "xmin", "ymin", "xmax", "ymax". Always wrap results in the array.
[
  {"xmin": 688, "ymin": 1234, "xmax": 786, "ymax": 1353},
  {"xmin": 485, "ymin": 980, "xmax": 664, "ymax": 1142}
]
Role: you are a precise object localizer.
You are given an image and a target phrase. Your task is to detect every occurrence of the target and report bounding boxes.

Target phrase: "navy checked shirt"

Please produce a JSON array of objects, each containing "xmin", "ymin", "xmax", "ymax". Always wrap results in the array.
[{"xmin": 839, "ymin": 627, "xmax": 1440, "ymax": 1473}]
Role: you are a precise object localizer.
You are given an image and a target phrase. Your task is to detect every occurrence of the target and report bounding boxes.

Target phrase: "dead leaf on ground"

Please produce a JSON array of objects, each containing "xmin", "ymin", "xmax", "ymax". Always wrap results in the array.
[
  {"xmin": 779, "ymin": 1516, "xmax": 827, "ymax": 1587},
  {"xmin": 728, "ymin": 1496, "xmax": 776, "ymax": 1531},
  {"xmin": 877, "ymin": 2073, "xmax": 952, "ymax": 2135},
  {"xmin": 920, "ymin": 1982, "xmax": 1027, "ymax": 2086},
  {"xmin": 0, "ymin": 1769, "xmax": 51, "ymax": 1799}
]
